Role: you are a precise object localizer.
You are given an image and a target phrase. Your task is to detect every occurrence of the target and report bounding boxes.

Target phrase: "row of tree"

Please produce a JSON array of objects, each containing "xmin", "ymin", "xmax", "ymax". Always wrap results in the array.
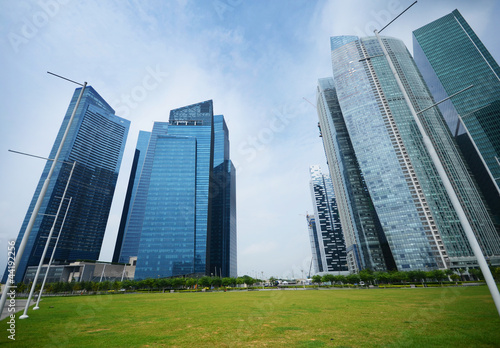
[
  {"xmin": 311, "ymin": 267, "xmax": 500, "ymax": 286},
  {"xmin": 15, "ymin": 267, "xmax": 500, "ymax": 295},
  {"xmin": 16, "ymin": 275, "xmax": 260, "ymax": 294}
]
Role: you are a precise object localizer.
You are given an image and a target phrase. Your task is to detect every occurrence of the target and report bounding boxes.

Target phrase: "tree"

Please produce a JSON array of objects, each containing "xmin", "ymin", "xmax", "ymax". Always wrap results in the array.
[
  {"xmin": 311, "ymin": 275, "xmax": 322, "ymax": 286},
  {"xmin": 359, "ymin": 269, "xmax": 375, "ymax": 285},
  {"xmin": 172, "ymin": 277, "xmax": 185, "ymax": 289},
  {"xmin": 185, "ymin": 277, "xmax": 196, "ymax": 289},
  {"xmin": 346, "ymin": 274, "xmax": 360, "ymax": 286},
  {"xmin": 211, "ymin": 277, "xmax": 222, "ymax": 288},
  {"xmin": 222, "ymin": 277, "xmax": 236, "ymax": 287},
  {"xmin": 414, "ymin": 270, "xmax": 427, "ymax": 285},
  {"xmin": 469, "ymin": 268, "xmax": 483, "ymax": 281},
  {"xmin": 321, "ymin": 274, "xmax": 335, "ymax": 285},
  {"xmin": 431, "ymin": 270, "xmax": 446, "ymax": 286},
  {"xmin": 240, "ymin": 275, "xmax": 255, "ymax": 287},
  {"xmin": 406, "ymin": 270, "xmax": 417, "ymax": 283},
  {"xmin": 375, "ymin": 272, "xmax": 390, "ymax": 286},
  {"xmin": 17, "ymin": 282, "xmax": 26, "ymax": 294},
  {"xmin": 444, "ymin": 269, "xmax": 454, "ymax": 281},
  {"xmin": 158, "ymin": 278, "xmax": 171, "ymax": 291},
  {"xmin": 199, "ymin": 276, "xmax": 212, "ymax": 288},
  {"xmin": 336, "ymin": 275, "xmax": 347, "ymax": 287},
  {"xmin": 493, "ymin": 267, "xmax": 500, "ymax": 282}
]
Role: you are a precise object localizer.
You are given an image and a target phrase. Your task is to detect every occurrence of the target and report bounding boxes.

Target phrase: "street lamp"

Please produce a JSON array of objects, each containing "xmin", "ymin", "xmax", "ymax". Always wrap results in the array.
[
  {"xmin": 0, "ymin": 73, "xmax": 86, "ymax": 315},
  {"xmin": 20, "ymin": 160, "xmax": 76, "ymax": 319},
  {"xmin": 33, "ymin": 196, "xmax": 72, "ymax": 310}
]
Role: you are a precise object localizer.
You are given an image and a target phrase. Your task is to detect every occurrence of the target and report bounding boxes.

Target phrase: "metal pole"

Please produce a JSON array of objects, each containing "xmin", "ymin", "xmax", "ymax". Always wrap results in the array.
[
  {"xmin": 34, "ymin": 196, "xmax": 72, "ymax": 310},
  {"xmin": 373, "ymin": 29, "xmax": 500, "ymax": 317},
  {"xmin": 100, "ymin": 264, "xmax": 106, "ymax": 282},
  {"xmin": 20, "ymin": 161, "xmax": 76, "ymax": 319},
  {"xmin": 121, "ymin": 264, "xmax": 126, "ymax": 282},
  {"xmin": 0, "ymin": 79, "xmax": 86, "ymax": 314}
]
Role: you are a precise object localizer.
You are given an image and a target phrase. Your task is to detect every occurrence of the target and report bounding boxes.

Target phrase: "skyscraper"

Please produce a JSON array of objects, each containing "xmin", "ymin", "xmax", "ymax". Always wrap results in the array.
[
  {"xmin": 316, "ymin": 77, "xmax": 394, "ymax": 273},
  {"xmin": 306, "ymin": 214, "xmax": 322, "ymax": 274},
  {"xmin": 208, "ymin": 115, "xmax": 237, "ymax": 278},
  {"xmin": 120, "ymin": 100, "xmax": 236, "ymax": 280},
  {"xmin": 113, "ymin": 130, "xmax": 151, "ymax": 263},
  {"xmin": 4, "ymin": 86, "xmax": 130, "ymax": 283},
  {"xmin": 308, "ymin": 165, "xmax": 348, "ymax": 274},
  {"xmin": 322, "ymin": 34, "xmax": 500, "ymax": 272},
  {"xmin": 413, "ymin": 9, "xmax": 500, "ymax": 229}
]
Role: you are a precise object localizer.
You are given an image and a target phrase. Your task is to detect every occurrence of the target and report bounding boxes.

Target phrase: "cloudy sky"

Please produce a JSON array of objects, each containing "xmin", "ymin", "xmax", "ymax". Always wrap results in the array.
[{"xmin": 1, "ymin": 0, "xmax": 499, "ymax": 280}]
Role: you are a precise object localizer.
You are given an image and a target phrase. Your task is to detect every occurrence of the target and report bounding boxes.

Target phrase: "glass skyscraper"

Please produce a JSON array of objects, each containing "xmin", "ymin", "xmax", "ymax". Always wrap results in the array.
[
  {"xmin": 4, "ymin": 86, "xmax": 130, "ymax": 283},
  {"xmin": 113, "ymin": 130, "xmax": 151, "ymax": 263},
  {"xmin": 306, "ymin": 214, "xmax": 322, "ymax": 274},
  {"xmin": 120, "ymin": 101, "xmax": 236, "ymax": 280},
  {"xmin": 308, "ymin": 165, "xmax": 348, "ymax": 274},
  {"xmin": 208, "ymin": 115, "xmax": 237, "ymax": 278},
  {"xmin": 413, "ymin": 9, "xmax": 500, "ymax": 230},
  {"xmin": 322, "ymin": 34, "xmax": 500, "ymax": 271},
  {"xmin": 316, "ymin": 77, "xmax": 394, "ymax": 273}
]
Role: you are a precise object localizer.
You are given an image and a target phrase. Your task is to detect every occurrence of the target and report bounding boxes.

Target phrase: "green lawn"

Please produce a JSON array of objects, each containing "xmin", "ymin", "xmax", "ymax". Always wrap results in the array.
[{"xmin": 1, "ymin": 286, "xmax": 499, "ymax": 347}]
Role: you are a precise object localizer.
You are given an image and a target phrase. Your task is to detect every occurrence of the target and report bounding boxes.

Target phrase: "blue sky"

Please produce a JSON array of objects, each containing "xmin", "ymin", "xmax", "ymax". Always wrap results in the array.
[{"xmin": 1, "ymin": 0, "xmax": 499, "ymax": 279}]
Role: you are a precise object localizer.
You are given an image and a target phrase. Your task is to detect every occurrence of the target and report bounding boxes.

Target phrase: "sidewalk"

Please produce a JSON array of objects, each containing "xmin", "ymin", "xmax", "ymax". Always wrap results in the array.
[{"xmin": 1, "ymin": 298, "xmax": 36, "ymax": 321}]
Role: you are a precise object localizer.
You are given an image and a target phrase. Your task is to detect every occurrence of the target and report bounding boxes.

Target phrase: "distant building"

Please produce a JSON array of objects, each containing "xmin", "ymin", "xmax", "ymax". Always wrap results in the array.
[
  {"xmin": 308, "ymin": 165, "xmax": 348, "ymax": 274},
  {"xmin": 413, "ymin": 9, "xmax": 500, "ymax": 231},
  {"xmin": 306, "ymin": 214, "xmax": 322, "ymax": 274},
  {"xmin": 117, "ymin": 101, "xmax": 236, "ymax": 279},
  {"xmin": 23, "ymin": 257, "xmax": 137, "ymax": 284},
  {"xmin": 3, "ymin": 86, "xmax": 130, "ymax": 284}
]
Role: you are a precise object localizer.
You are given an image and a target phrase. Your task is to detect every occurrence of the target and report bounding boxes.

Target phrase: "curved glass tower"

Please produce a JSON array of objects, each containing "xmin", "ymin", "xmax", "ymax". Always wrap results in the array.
[
  {"xmin": 4, "ymin": 86, "xmax": 130, "ymax": 283},
  {"xmin": 325, "ymin": 35, "xmax": 500, "ymax": 271},
  {"xmin": 413, "ymin": 9, "xmax": 500, "ymax": 231}
]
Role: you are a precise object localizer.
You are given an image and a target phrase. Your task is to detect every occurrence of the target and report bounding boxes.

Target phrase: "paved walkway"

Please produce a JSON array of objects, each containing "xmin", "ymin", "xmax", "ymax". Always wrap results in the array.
[{"xmin": 1, "ymin": 298, "xmax": 36, "ymax": 321}]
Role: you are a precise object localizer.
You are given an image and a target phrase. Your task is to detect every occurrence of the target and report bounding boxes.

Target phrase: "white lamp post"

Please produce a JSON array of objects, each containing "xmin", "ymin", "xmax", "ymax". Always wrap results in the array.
[
  {"xmin": 33, "ymin": 196, "xmax": 72, "ymax": 310},
  {"xmin": 20, "ymin": 161, "xmax": 76, "ymax": 319},
  {"xmin": 0, "ymin": 74, "xmax": 86, "ymax": 314}
]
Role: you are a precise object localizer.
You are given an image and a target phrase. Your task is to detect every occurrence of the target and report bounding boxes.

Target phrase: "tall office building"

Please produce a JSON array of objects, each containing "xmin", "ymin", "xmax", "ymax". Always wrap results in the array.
[
  {"xmin": 413, "ymin": 9, "xmax": 500, "ymax": 229},
  {"xmin": 308, "ymin": 165, "xmax": 348, "ymax": 274},
  {"xmin": 316, "ymin": 77, "xmax": 394, "ymax": 273},
  {"xmin": 4, "ymin": 86, "xmax": 130, "ymax": 283},
  {"xmin": 119, "ymin": 100, "xmax": 236, "ymax": 279},
  {"xmin": 113, "ymin": 130, "xmax": 151, "ymax": 263},
  {"xmin": 306, "ymin": 214, "xmax": 322, "ymax": 274},
  {"xmin": 322, "ymin": 35, "xmax": 500, "ymax": 271},
  {"xmin": 208, "ymin": 115, "xmax": 237, "ymax": 278}
]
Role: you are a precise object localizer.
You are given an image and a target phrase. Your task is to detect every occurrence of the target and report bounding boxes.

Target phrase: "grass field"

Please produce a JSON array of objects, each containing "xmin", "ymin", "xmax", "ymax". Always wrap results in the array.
[{"xmin": 1, "ymin": 286, "xmax": 499, "ymax": 347}]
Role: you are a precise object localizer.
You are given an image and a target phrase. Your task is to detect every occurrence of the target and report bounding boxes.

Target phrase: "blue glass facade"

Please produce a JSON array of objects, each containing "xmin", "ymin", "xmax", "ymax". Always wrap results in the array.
[
  {"xmin": 309, "ymin": 165, "xmax": 348, "ymax": 273},
  {"xmin": 316, "ymin": 77, "xmax": 394, "ymax": 273},
  {"xmin": 208, "ymin": 115, "xmax": 237, "ymax": 278},
  {"xmin": 328, "ymin": 35, "xmax": 500, "ymax": 270},
  {"xmin": 118, "ymin": 124, "xmax": 168, "ymax": 265},
  {"xmin": 130, "ymin": 101, "xmax": 236, "ymax": 279},
  {"xmin": 113, "ymin": 131, "xmax": 151, "ymax": 263},
  {"xmin": 413, "ymin": 9, "xmax": 500, "ymax": 233},
  {"xmin": 4, "ymin": 86, "xmax": 130, "ymax": 283},
  {"xmin": 306, "ymin": 214, "xmax": 322, "ymax": 273}
]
